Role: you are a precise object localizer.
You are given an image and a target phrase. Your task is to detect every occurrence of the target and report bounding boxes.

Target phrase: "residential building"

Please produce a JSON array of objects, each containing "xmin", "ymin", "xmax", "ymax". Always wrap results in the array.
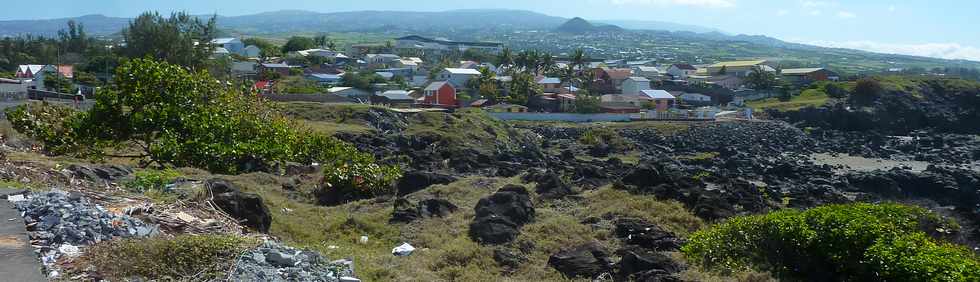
[
  {"xmin": 327, "ymin": 87, "xmax": 371, "ymax": 99},
  {"xmin": 679, "ymin": 93, "xmax": 712, "ymax": 105},
  {"xmin": 781, "ymin": 68, "xmax": 840, "ymax": 84},
  {"xmin": 634, "ymin": 66, "xmax": 664, "ymax": 81},
  {"xmin": 373, "ymin": 90, "xmax": 416, "ymax": 108},
  {"xmin": 211, "ymin": 38, "xmax": 244, "ymax": 55},
  {"xmin": 260, "ymin": 63, "xmax": 294, "ymax": 76},
  {"xmin": 557, "ymin": 93, "xmax": 577, "ymax": 113},
  {"xmin": 0, "ymin": 78, "xmax": 28, "ymax": 98},
  {"xmin": 231, "ymin": 62, "xmax": 258, "ymax": 78},
  {"xmin": 395, "ymin": 35, "xmax": 503, "ymax": 56},
  {"xmin": 375, "ymin": 68, "xmax": 415, "ymax": 78},
  {"xmin": 365, "ymin": 54, "xmax": 401, "ymax": 66},
  {"xmin": 667, "ymin": 64, "xmax": 698, "ymax": 80},
  {"xmin": 641, "ymin": 90, "xmax": 676, "ymax": 111},
  {"xmin": 622, "ymin": 77, "xmax": 652, "ymax": 95},
  {"xmin": 306, "ymin": 73, "xmax": 344, "ymax": 85},
  {"xmin": 537, "ymin": 77, "xmax": 562, "ymax": 93},
  {"xmin": 600, "ymin": 94, "xmax": 648, "ymax": 111},
  {"xmin": 706, "ymin": 60, "xmax": 773, "ymax": 77},
  {"xmin": 438, "ymin": 68, "xmax": 481, "ymax": 88},
  {"xmin": 421, "ymin": 81, "xmax": 457, "ymax": 108}
]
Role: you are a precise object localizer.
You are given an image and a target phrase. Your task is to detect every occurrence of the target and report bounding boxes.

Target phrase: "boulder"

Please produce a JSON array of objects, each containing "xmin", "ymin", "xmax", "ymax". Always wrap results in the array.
[
  {"xmin": 614, "ymin": 218, "xmax": 683, "ymax": 251},
  {"xmin": 616, "ymin": 246, "xmax": 684, "ymax": 281},
  {"xmin": 547, "ymin": 242, "xmax": 613, "ymax": 279},
  {"xmin": 493, "ymin": 248, "xmax": 527, "ymax": 269},
  {"xmin": 469, "ymin": 185, "xmax": 535, "ymax": 244},
  {"xmin": 389, "ymin": 198, "xmax": 421, "ymax": 224},
  {"xmin": 396, "ymin": 171, "xmax": 457, "ymax": 196},
  {"xmin": 207, "ymin": 179, "xmax": 273, "ymax": 232},
  {"xmin": 534, "ymin": 171, "xmax": 575, "ymax": 199},
  {"xmin": 469, "ymin": 216, "xmax": 520, "ymax": 244},
  {"xmin": 417, "ymin": 199, "xmax": 458, "ymax": 218}
]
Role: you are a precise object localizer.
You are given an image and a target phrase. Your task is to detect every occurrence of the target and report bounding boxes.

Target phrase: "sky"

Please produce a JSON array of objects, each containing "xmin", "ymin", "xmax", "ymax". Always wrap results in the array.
[{"xmin": 2, "ymin": 0, "xmax": 979, "ymax": 61}]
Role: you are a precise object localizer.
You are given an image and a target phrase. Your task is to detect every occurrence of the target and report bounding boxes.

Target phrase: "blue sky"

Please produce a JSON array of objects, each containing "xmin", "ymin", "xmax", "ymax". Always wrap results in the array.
[{"xmin": 2, "ymin": 0, "xmax": 978, "ymax": 61}]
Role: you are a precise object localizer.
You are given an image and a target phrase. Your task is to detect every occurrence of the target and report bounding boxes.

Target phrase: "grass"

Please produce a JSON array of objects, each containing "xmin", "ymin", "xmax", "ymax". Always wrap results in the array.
[
  {"xmin": 746, "ymin": 88, "xmax": 830, "ymax": 112},
  {"xmin": 77, "ymin": 235, "xmax": 260, "ymax": 281}
]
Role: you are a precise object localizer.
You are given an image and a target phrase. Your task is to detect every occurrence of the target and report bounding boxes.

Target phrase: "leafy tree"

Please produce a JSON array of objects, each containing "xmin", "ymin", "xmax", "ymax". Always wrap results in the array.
[
  {"xmin": 851, "ymin": 78, "xmax": 883, "ymax": 105},
  {"xmin": 507, "ymin": 72, "xmax": 541, "ymax": 106},
  {"xmin": 745, "ymin": 66, "xmax": 777, "ymax": 90},
  {"xmin": 340, "ymin": 72, "xmax": 377, "ymax": 90},
  {"xmin": 462, "ymin": 49, "xmax": 491, "ymax": 63},
  {"xmin": 74, "ymin": 71, "xmax": 100, "ymax": 86},
  {"xmin": 44, "ymin": 74, "xmax": 74, "ymax": 93},
  {"xmin": 282, "ymin": 36, "xmax": 316, "ymax": 53},
  {"xmin": 242, "ymin": 38, "xmax": 281, "ymax": 58},
  {"xmin": 57, "ymin": 20, "xmax": 90, "ymax": 54},
  {"xmin": 7, "ymin": 59, "xmax": 396, "ymax": 177},
  {"xmin": 120, "ymin": 12, "xmax": 216, "ymax": 69},
  {"xmin": 824, "ymin": 82, "xmax": 848, "ymax": 99},
  {"xmin": 575, "ymin": 92, "xmax": 601, "ymax": 113}
]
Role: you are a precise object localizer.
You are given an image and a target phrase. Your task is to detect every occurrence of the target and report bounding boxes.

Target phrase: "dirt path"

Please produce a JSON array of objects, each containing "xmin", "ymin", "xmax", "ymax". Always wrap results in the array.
[{"xmin": 0, "ymin": 189, "xmax": 45, "ymax": 281}]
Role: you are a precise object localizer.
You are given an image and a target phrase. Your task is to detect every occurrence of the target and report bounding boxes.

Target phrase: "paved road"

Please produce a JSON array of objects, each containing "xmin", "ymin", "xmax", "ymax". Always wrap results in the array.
[{"xmin": 0, "ymin": 189, "xmax": 45, "ymax": 281}]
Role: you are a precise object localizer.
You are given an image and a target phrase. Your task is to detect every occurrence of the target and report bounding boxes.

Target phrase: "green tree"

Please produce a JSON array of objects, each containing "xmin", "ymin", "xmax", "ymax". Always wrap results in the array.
[
  {"xmin": 851, "ymin": 78, "xmax": 883, "ymax": 106},
  {"xmin": 496, "ymin": 47, "xmax": 514, "ymax": 70},
  {"xmin": 242, "ymin": 38, "xmax": 281, "ymax": 58},
  {"xmin": 57, "ymin": 20, "xmax": 90, "ymax": 54},
  {"xmin": 745, "ymin": 66, "xmax": 777, "ymax": 90},
  {"xmin": 824, "ymin": 82, "xmax": 848, "ymax": 99},
  {"xmin": 74, "ymin": 71, "xmax": 101, "ymax": 86},
  {"xmin": 574, "ymin": 92, "xmax": 601, "ymax": 113},
  {"xmin": 9, "ymin": 58, "xmax": 393, "ymax": 176},
  {"xmin": 44, "ymin": 74, "xmax": 74, "ymax": 93},
  {"xmin": 120, "ymin": 12, "xmax": 216, "ymax": 69},
  {"xmin": 282, "ymin": 36, "xmax": 316, "ymax": 53},
  {"xmin": 508, "ymin": 72, "xmax": 541, "ymax": 106},
  {"xmin": 570, "ymin": 49, "xmax": 589, "ymax": 71}
]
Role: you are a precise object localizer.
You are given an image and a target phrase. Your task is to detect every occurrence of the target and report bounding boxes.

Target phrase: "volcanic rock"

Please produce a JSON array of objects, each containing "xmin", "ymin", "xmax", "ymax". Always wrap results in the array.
[{"xmin": 207, "ymin": 179, "xmax": 273, "ymax": 232}]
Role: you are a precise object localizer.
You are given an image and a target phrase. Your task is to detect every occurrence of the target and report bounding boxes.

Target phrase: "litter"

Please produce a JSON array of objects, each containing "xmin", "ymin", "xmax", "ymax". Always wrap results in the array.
[{"xmin": 392, "ymin": 242, "xmax": 415, "ymax": 256}]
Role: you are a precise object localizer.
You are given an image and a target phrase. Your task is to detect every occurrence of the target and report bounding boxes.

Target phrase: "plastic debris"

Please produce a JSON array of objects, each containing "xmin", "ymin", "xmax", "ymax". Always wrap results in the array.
[
  {"xmin": 58, "ymin": 244, "xmax": 82, "ymax": 258},
  {"xmin": 392, "ymin": 243, "xmax": 415, "ymax": 256},
  {"xmin": 7, "ymin": 194, "xmax": 26, "ymax": 202},
  {"xmin": 359, "ymin": 235, "xmax": 369, "ymax": 244}
]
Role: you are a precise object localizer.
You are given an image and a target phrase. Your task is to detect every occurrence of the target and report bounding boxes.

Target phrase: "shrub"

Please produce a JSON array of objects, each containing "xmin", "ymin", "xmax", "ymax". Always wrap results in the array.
[
  {"xmin": 6, "ymin": 59, "xmax": 393, "ymax": 176},
  {"xmin": 851, "ymin": 78, "xmax": 883, "ymax": 105},
  {"xmin": 319, "ymin": 160, "xmax": 403, "ymax": 204},
  {"xmin": 78, "ymin": 235, "xmax": 258, "ymax": 280},
  {"xmin": 578, "ymin": 127, "xmax": 631, "ymax": 151},
  {"xmin": 682, "ymin": 203, "xmax": 978, "ymax": 281},
  {"xmin": 125, "ymin": 169, "xmax": 181, "ymax": 193}
]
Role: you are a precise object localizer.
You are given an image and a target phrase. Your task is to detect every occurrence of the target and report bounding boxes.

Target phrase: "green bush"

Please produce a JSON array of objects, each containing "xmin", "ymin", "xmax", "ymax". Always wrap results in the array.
[
  {"xmin": 320, "ymin": 160, "xmax": 402, "ymax": 204},
  {"xmin": 578, "ymin": 127, "xmax": 631, "ymax": 151},
  {"xmin": 6, "ymin": 59, "xmax": 394, "ymax": 176},
  {"xmin": 79, "ymin": 235, "xmax": 258, "ymax": 280},
  {"xmin": 125, "ymin": 169, "xmax": 181, "ymax": 193},
  {"xmin": 682, "ymin": 203, "xmax": 979, "ymax": 281}
]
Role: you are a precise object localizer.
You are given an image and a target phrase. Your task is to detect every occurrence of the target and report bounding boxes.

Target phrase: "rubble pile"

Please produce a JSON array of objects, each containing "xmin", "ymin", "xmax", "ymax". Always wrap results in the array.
[
  {"xmin": 13, "ymin": 190, "xmax": 159, "ymax": 277},
  {"xmin": 230, "ymin": 241, "xmax": 358, "ymax": 282}
]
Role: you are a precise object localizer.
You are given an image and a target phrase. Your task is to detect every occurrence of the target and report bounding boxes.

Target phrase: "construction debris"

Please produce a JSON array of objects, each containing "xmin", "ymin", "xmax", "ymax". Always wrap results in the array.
[{"xmin": 230, "ymin": 241, "xmax": 356, "ymax": 282}]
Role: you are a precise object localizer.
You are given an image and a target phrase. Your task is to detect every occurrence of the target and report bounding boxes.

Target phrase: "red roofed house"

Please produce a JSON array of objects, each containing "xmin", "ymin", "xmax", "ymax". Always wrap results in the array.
[{"xmin": 421, "ymin": 81, "xmax": 457, "ymax": 108}]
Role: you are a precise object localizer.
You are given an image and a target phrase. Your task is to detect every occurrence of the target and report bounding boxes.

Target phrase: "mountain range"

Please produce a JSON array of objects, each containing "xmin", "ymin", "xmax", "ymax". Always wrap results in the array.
[{"xmin": 0, "ymin": 9, "xmax": 719, "ymax": 36}]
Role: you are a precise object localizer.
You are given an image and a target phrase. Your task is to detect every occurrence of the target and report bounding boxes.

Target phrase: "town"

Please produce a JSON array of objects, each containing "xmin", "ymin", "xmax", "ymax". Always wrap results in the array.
[
  {"xmin": 3, "ymin": 18, "xmax": 847, "ymax": 122},
  {"xmin": 0, "ymin": 5, "xmax": 979, "ymax": 282}
]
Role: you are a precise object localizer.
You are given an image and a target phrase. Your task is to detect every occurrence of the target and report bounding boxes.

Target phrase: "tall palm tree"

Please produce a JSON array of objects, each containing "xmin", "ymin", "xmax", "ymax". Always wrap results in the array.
[
  {"xmin": 571, "ymin": 49, "xmax": 588, "ymax": 72},
  {"xmin": 497, "ymin": 47, "xmax": 514, "ymax": 70},
  {"xmin": 527, "ymin": 50, "xmax": 542, "ymax": 75},
  {"xmin": 515, "ymin": 51, "xmax": 530, "ymax": 73},
  {"xmin": 540, "ymin": 53, "xmax": 557, "ymax": 76}
]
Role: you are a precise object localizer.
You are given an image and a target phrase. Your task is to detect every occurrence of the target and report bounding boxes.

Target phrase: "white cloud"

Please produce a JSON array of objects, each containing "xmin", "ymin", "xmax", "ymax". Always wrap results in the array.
[
  {"xmin": 609, "ymin": 0, "xmax": 736, "ymax": 8},
  {"xmin": 888, "ymin": 5, "xmax": 896, "ymax": 12},
  {"xmin": 809, "ymin": 10, "xmax": 822, "ymax": 16},
  {"xmin": 837, "ymin": 11, "xmax": 856, "ymax": 18},
  {"xmin": 801, "ymin": 1, "xmax": 837, "ymax": 8},
  {"xmin": 776, "ymin": 9, "xmax": 790, "ymax": 16},
  {"xmin": 803, "ymin": 40, "xmax": 980, "ymax": 62}
]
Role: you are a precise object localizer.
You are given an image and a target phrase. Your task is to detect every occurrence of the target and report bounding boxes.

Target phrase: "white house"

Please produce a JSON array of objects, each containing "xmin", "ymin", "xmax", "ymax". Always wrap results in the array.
[
  {"xmin": 622, "ymin": 77, "xmax": 652, "ymax": 95},
  {"xmin": 641, "ymin": 90, "xmax": 676, "ymax": 111},
  {"xmin": 438, "ymin": 68, "xmax": 482, "ymax": 88},
  {"xmin": 211, "ymin": 38, "xmax": 244, "ymax": 55},
  {"xmin": 365, "ymin": 54, "xmax": 401, "ymax": 66},
  {"xmin": 634, "ymin": 66, "xmax": 663, "ymax": 81},
  {"xmin": 667, "ymin": 64, "xmax": 698, "ymax": 80}
]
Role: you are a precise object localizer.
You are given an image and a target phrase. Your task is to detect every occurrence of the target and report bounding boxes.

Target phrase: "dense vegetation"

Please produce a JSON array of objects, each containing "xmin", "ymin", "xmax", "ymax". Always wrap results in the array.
[
  {"xmin": 78, "ymin": 235, "xmax": 258, "ymax": 280},
  {"xmin": 683, "ymin": 203, "xmax": 980, "ymax": 281}
]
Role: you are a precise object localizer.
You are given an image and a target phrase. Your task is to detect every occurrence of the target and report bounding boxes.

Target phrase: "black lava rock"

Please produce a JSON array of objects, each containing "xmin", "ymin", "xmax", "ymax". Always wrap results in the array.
[{"xmin": 208, "ymin": 179, "xmax": 273, "ymax": 233}]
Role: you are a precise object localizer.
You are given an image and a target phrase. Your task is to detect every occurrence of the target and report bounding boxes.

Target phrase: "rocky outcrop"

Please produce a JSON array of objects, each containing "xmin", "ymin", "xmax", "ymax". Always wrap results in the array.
[
  {"xmin": 207, "ymin": 179, "xmax": 273, "ymax": 233},
  {"xmin": 390, "ymin": 198, "xmax": 458, "ymax": 223},
  {"xmin": 547, "ymin": 242, "xmax": 613, "ymax": 279},
  {"xmin": 396, "ymin": 171, "xmax": 457, "ymax": 196},
  {"xmin": 468, "ymin": 185, "xmax": 535, "ymax": 244}
]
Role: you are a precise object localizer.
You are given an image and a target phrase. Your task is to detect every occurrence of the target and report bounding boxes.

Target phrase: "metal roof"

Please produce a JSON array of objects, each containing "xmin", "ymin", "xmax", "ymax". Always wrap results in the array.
[
  {"xmin": 781, "ymin": 68, "xmax": 825, "ymax": 75},
  {"xmin": 443, "ymin": 68, "xmax": 481, "ymax": 75},
  {"xmin": 708, "ymin": 60, "xmax": 767, "ymax": 68},
  {"xmin": 425, "ymin": 81, "xmax": 450, "ymax": 91},
  {"xmin": 537, "ymin": 77, "xmax": 561, "ymax": 84},
  {"xmin": 641, "ymin": 90, "xmax": 676, "ymax": 100}
]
